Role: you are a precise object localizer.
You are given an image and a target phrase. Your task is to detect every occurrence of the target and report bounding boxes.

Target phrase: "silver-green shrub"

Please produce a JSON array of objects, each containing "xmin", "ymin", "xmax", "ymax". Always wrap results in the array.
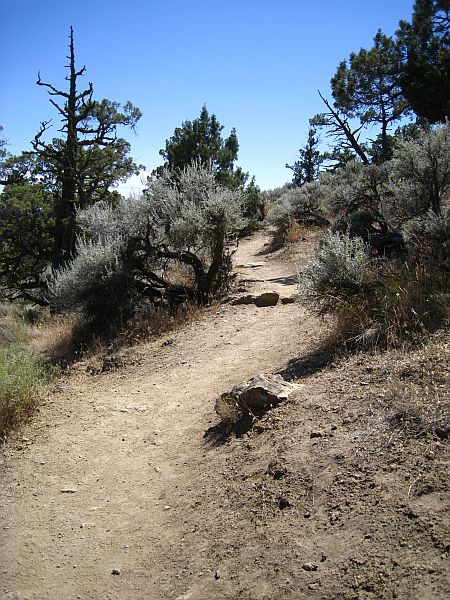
[
  {"xmin": 386, "ymin": 125, "xmax": 450, "ymax": 224},
  {"xmin": 266, "ymin": 180, "xmax": 328, "ymax": 243},
  {"xmin": 298, "ymin": 231, "xmax": 371, "ymax": 315},
  {"xmin": 402, "ymin": 209, "xmax": 450, "ymax": 272},
  {"xmin": 49, "ymin": 162, "xmax": 244, "ymax": 324}
]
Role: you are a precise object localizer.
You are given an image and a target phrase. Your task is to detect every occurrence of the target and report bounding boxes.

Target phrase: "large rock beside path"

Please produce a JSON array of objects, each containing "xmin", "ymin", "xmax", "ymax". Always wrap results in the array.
[{"xmin": 218, "ymin": 374, "xmax": 298, "ymax": 413}]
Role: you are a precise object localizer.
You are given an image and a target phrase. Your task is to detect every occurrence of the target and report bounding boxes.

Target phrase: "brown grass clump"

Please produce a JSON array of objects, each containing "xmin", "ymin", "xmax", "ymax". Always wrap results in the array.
[
  {"xmin": 383, "ymin": 333, "xmax": 450, "ymax": 439},
  {"xmin": 118, "ymin": 301, "xmax": 202, "ymax": 347},
  {"xmin": 286, "ymin": 220, "xmax": 305, "ymax": 244},
  {"xmin": 28, "ymin": 310, "xmax": 79, "ymax": 365}
]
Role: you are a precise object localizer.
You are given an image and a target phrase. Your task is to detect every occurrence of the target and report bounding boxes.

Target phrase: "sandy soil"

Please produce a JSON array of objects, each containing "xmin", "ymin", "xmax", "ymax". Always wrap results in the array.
[{"xmin": 1, "ymin": 228, "xmax": 448, "ymax": 600}]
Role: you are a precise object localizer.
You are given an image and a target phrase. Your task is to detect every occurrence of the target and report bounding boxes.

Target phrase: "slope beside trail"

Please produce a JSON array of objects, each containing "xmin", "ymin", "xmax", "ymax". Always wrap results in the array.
[{"xmin": 1, "ymin": 229, "xmax": 323, "ymax": 600}]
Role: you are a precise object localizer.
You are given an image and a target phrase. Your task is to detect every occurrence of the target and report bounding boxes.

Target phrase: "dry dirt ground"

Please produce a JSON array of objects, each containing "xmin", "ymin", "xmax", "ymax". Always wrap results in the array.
[{"xmin": 1, "ymin": 228, "xmax": 449, "ymax": 600}]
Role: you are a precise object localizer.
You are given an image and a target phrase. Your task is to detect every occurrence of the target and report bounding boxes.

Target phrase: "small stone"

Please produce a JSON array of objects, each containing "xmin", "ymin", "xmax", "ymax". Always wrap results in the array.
[
  {"xmin": 60, "ymin": 488, "xmax": 77, "ymax": 493},
  {"xmin": 302, "ymin": 562, "xmax": 318, "ymax": 571},
  {"xmin": 278, "ymin": 497, "xmax": 290, "ymax": 510},
  {"xmin": 111, "ymin": 568, "xmax": 120, "ymax": 575},
  {"xmin": 304, "ymin": 511, "xmax": 311, "ymax": 519},
  {"xmin": 214, "ymin": 570, "xmax": 221, "ymax": 579},
  {"xmin": 308, "ymin": 583, "xmax": 319, "ymax": 590},
  {"xmin": 164, "ymin": 505, "xmax": 171, "ymax": 510},
  {"xmin": 310, "ymin": 431, "xmax": 323, "ymax": 439}
]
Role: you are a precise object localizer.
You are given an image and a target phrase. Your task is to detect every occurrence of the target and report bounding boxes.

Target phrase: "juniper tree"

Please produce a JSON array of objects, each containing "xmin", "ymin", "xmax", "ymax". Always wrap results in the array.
[
  {"xmin": 397, "ymin": 0, "xmax": 450, "ymax": 123},
  {"xmin": 286, "ymin": 126, "xmax": 323, "ymax": 186},
  {"xmin": 156, "ymin": 105, "xmax": 247, "ymax": 190}
]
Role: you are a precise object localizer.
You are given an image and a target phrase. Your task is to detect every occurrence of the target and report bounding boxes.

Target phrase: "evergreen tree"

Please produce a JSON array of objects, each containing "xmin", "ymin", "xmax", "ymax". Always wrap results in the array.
[
  {"xmin": 156, "ymin": 105, "xmax": 247, "ymax": 190},
  {"xmin": 331, "ymin": 31, "xmax": 409, "ymax": 162},
  {"xmin": 397, "ymin": 0, "xmax": 450, "ymax": 123},
  {"xmin": 286, "ymin": 127, "xmax": 323, "ymax": 186},
  {"xmin": 0, "ymin": 183, "xmax": 54, "ymax": 303}
]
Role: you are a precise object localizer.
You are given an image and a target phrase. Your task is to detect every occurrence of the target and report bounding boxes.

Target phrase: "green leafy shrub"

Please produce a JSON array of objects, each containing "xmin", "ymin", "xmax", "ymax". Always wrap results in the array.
[{"xmin": 0, "ymin": 344, "xmax": 48, "ymax": 441}]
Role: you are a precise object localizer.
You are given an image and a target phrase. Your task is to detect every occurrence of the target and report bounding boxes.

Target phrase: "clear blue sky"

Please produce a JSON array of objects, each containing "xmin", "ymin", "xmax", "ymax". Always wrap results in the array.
[{"xmin": 1, "ymin": 0, "xmax": 414, "ymax": 191}]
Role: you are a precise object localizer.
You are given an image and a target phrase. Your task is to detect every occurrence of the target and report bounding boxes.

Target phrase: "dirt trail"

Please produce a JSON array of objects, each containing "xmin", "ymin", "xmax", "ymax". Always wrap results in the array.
[{"xmin": 0, "ymin": 229, "xmax": 321, "ymax": 599}]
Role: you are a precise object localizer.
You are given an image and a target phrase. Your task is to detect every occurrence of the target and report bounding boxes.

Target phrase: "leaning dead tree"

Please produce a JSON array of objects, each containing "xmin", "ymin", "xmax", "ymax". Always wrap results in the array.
[{"xmin": 311, "ymin": 91, "xmax": 370, "ymax": 165}]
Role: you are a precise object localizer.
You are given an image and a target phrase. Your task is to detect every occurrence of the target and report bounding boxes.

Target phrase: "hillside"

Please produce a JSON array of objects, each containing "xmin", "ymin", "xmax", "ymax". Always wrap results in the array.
[{"xmin": 1, "ymin": 228, "xmax": 448, "ymax": 600}]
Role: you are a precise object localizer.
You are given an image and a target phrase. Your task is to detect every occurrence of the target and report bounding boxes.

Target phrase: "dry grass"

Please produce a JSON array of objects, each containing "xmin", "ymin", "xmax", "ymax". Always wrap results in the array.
[
  {"xmin": 118, "ymin": 300, "xmax": 203, "ymax": 347},
  {"xmin": 382, "ymin": 332, "xmax": 450, "ymax": 438},
  {"xmin": 28, "ymin": 310, "xmax": 80, "ymax": 365},
  {"xmin": 0, "ymin": 303, "xmax": 28, "ymax": 348},
  {"xmin": 0, "ymin": 344, "xmax": 50, "ymax": 442},
  {"xmin": 286, "ymin": 220, "xmax": 305, "ymax": 244}
]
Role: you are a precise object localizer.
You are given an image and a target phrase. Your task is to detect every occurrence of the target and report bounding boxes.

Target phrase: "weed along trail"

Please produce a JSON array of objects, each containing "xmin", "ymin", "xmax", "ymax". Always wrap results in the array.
[{"xmin": 0, "ymin": 229, "xmax": 320, "ymax": 600}]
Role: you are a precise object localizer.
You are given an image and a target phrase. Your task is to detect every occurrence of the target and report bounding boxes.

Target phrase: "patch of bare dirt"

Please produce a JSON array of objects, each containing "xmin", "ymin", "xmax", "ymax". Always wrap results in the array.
[{"xmin": 1, "ymin": 227, "xmax": 448, "ymax": 600}]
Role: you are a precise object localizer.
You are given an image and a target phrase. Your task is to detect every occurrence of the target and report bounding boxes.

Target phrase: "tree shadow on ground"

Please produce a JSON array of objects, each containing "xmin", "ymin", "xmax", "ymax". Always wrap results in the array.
[
  {"xmin": 275, "ymin": 342, "xmax": 339, "ymax": 381},
  {"xmin": 265, "ymin": 275, "xmax": 298, "ymax": 286}
]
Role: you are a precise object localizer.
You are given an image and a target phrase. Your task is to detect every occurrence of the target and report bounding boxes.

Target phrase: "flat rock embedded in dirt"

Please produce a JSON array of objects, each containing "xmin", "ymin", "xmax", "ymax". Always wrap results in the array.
[
  {"xmin": 230, "ymin": 291, "xmax": 280, "ymax": 307},
  {"xmin": 230, "ymin": 294, "xmax": 256, "ymax": 305},
  {"xmin": 222, "ymin": 374, "xmax": 297, "ymax": 412}
]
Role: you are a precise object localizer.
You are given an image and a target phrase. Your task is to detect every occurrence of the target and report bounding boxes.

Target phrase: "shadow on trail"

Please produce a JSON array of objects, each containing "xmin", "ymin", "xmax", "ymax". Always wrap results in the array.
[
  {"xmin": 265, "ymin": 275, "xmax": 297, "ymax": 286},
  {"xmin": 275, "ymin": 343, "xmax": 339, "ymax": 381},
  {"xmin": 256, "ymin": 242, "xmax": 282, "ymax": 257}
]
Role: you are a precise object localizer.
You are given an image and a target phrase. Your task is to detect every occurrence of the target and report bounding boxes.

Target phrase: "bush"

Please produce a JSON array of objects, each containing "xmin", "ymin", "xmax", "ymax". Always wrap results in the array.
[
  {"xmin": 50, "ymin": 162, "xmax": 245, "ymax": 336},
  {"xmin": 298, "ymin": 231, "xmax": 448, "ymax": 346},
  {"xmin": 386, "ymin": 125, "xmax": 450, "ymax": 223},
  {"xmin": 266, "ymin": 182, "xmax": 328, "ymax": 245},
  {"xmin": 319, "ymin": 161, "xmax": 387, "ymax": 219},
  {"xmin": 402, "ymin": 209, "xmax": 450, "ymax": 274},
  {"xmin": 298, "ymin": 232, "xmax": 372, "ymax": 316},
  {"xmin": 0, "ymin": 343, "xmax": 48, "ymax": 441},
  {"xmin": 265, "ymin": 195, "xmax": 295, "ymax": 245}
]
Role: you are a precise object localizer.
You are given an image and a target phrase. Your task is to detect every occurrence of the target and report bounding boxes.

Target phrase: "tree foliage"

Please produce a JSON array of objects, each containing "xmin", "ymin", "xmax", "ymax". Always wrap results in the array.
[
  {"xmin": 156, "ymin": 105, "xmax": 247, "ymax": 190},
  {"xmin": 286, "ymin": 127, "xmax": 323, "ymax": 186},
  {"xmin": 397, "ymin": 0, "xmax": 450, "ymax": 123},
  {"xmin": 0, "ymin": 184, "xmax": 54, "ymax": 303},
  {"xmin": 330, "ymin": 31, "xmax": 409, "ymax": 162}
]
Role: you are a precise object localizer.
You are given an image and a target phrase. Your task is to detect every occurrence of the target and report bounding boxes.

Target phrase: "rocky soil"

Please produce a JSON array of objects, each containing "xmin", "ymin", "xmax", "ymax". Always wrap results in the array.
[{"xmin": 1, "ymin": 228, "xmax": 448, "ymax": 600}]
